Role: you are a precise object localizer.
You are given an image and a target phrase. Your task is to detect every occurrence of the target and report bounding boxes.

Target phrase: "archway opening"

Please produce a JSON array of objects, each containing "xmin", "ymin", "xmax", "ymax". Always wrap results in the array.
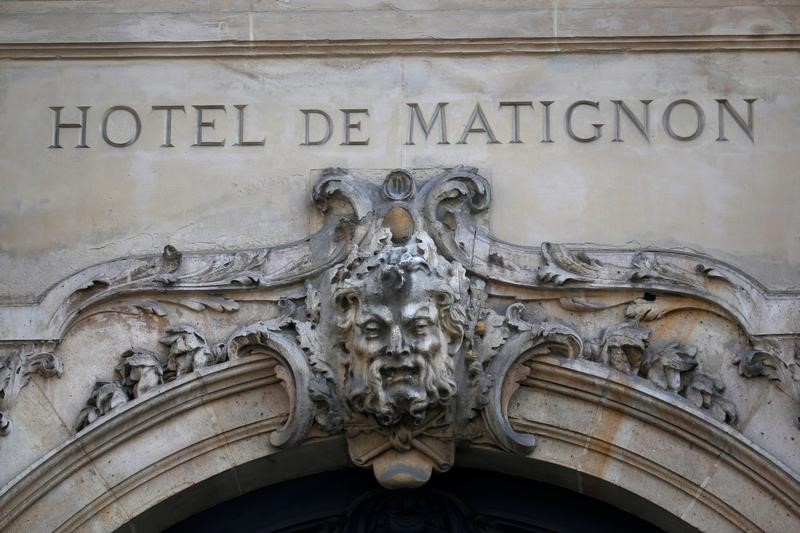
[{"xmin": 125, "ymin": 465, "xmax": 693, "ymax": 532}]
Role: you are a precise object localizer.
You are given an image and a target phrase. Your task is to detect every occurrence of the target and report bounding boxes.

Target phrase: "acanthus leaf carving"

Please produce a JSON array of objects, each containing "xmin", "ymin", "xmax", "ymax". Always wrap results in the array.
[
  {"xmin": 166, "ymin": 248, "xmax": 271, "ymax": 287},
  {"xmin": 296, "ymin": 318, "xmax": 343, "ymax": 432},
  {"xmin": 0, "ymin": 342, "xmax": 63, "ymax": 436},
  {"xmin": 115, "ymin": 349, "xmax": 164, "ymax": 398},
  {"xmin": 51, "ymin": 205, "xmax": 362, "ymax": 341},
  {"xmin": 734, "ymin": 341, "xmax": 800, "ymax": 427},
  {"xmin": 133, "ymin": 295, "xmax": 241, "ymax": 315},
  {"xmin": 482, "ymin": 302, "xmax": 583, "ymax": 455},
  {"xmin": 76, "ymin": 325, "xmax": 231, "ymax": 431},
  {"xmin": 131, "ymin": 299, "xmax": 169, "ymax": 317},
  {"xmin": 160, "ymin": 324, "xmax": 225, "ymax": 379},
  {"xmin": 62, "ymin": 168, "xmax": 800, "ymax": 485},
  {"xmin": 537, "ymin": 243, "xmax": 735, "ymax": 295},
  {"xmin": 630, "ymin": 251, "xmax": 707, "ymax": 288},
  {"xmin": 225, "ymin": 313, "xmax": 315, "ymax": 448},
  {"xmin": 558, "ymin": 295, "xmax": 630, "ymax": 313},
  {"xmin": 75, "ymin": 381, "xmax": 129, "ymax": 432},
  {"xmin": 584, "ymin": 322, "xmax": 650, "ymax": 375},
  {"xmin": 466, "ymin": 307, "xmax": 508, "ymax": 415},
  {"xmin": 538, "ymin": 243, "xmax": 604, "ymax": 285},
  {"xmin": 421, "ymin": 165, "xmax": 489, "ymax": 224},
  {"xmin": 643, "ymin": 342, "xmax": 698, "ymax": 392},
  {"xmin": 76, "ymin": 356, "xmax": 147, "ymax": 432},
  {"xmin": 224, "ymin": 300, "xmax": 296, "ymax": 359},
  {"xmin": 66, "ymin": 296, "xmax": 241, "ymax": 337},
  {"xmin": 685, "ymin": 373, "xmax": 737, "ymax": 425},
  {"xmin": 420, "ymin": 166, "xmax": 491, "ymax": 262},
  {"xmin": 312, "ymin": 167, "xmax": 376, "ymax": 222},
  {"xmin": 735, "ymin": 346, "xmax": 787, "ymax": 381},
  {"xmin": 583, "ymin": 322, "xmax": 737, "ymax": 425},
  {"xmin": 294, "ymin": 283, "xmax": 343, "ymax": 432},
  {"xmin": 172, "ymin": 296, "xmax": 241, "ymax": 313}
]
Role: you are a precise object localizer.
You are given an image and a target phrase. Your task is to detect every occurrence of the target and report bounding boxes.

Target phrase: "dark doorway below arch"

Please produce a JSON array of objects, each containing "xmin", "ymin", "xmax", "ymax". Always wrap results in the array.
[{"xmin": 164, "ymin": 468, "xmax": 670, "ymax": 533}]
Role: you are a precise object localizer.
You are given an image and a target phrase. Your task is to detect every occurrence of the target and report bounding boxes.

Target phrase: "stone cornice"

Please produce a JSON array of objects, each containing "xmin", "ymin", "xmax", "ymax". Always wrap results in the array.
[
  {"xmin": 1, "ymin": 3, "xmax": 799, "ymax": 44},
  {"xmin": 2, "ymin": 36, "xmax": 800, "ymax": 60}
]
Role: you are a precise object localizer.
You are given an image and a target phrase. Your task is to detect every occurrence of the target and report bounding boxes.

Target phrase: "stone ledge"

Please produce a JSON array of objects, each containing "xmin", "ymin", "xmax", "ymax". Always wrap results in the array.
[
  {"xmin": 0, "ymin": 5, "xmax": 798, "ymax": 44},
  {"xmin": 3, "ymin": 35, "xmax": 800, "ymax": 60}
]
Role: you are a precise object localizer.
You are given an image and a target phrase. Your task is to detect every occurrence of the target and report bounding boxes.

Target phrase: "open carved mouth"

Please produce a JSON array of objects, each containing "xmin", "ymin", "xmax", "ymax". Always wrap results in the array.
[{"xmin": 379, "ymin": 361, "xmax": 421, "ymax": 386}]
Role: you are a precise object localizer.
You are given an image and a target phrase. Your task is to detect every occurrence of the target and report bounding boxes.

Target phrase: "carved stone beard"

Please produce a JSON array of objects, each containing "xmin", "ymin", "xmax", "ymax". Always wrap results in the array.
[
  {"xmin": 347, "ymin": 348, "xmax": 456, "ymax": 427},
  {"xmin": 334, "ymin": 232, "xmax": 467, "ymax": 434}
]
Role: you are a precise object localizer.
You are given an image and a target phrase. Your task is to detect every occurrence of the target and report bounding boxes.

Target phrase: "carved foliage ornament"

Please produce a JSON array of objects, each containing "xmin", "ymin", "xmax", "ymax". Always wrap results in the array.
[
  {"xmin": 0, "ymin": 342, "xmax": 63, "ymax": 435},
  {"xmin": 68, "ymin": 167, "xmax": 800, "ymax": 488}
]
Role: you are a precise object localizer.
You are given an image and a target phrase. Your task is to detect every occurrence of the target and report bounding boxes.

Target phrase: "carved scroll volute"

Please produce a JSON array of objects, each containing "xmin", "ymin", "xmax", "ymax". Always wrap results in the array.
[
  {"xmin": 313, "ymin": 168, "xmax": 377, "ymax": 223},
  {"xmin": 227, "ymin": 322, "xmax": 315, "ymax": 448},
  {"xmin": 417, "ymin": 166, "xmax": 491, "ymax": 265},
  {"xmin": 419, "ymin": 166, "xmax": 490, "ymax": 223},
  {"xmin": 735, "ymin": 342, "xmax": 800, "ymax": 427},
  {"xmin": 0, "ymin": 343, "xmax": 63, "ymax": 435},
  {"xmin": 483, "ymin": 304, "xmax": 583, "ymax": 454}
]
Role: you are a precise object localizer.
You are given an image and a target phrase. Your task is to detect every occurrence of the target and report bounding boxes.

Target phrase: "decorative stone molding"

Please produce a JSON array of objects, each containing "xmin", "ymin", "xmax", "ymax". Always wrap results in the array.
[
  {"xmin": 0, "ymin": 342, "xmax": 63, "ymax": 435},
  {"xmin": 160, "ymin": 324, "xmax": 226, "ymax": 379},
  {"xmin": 0, "ymin": 205, "xmax": 355, "ymax": 341},
  {"xmin": 583, "ymin": 322, "xmax": 737, "ymax": 424},
  {"xmin": 3, "ymin": 168, "xmax": 797, "ymax": 341},
  {"xmin": 75, "ymin": 348, "xmax": 166, "ymax": 432},
  {"xmin": 3, "ymin": 37, "xmax": 800, "ymax": 61},
  {"xmin": 3, "ymin": 166, "xmax": 800, "ymax": 531},
  {"xmin": 735, "ymin": 342, "xmax": 800, "ymax": 427},
  {"xmin": 75, "ymin": 327, "xmax": 230, "ymax": 432},
  {"xmin": 52, "ymin": 166, "xmax": 800, "ymax": 489}
]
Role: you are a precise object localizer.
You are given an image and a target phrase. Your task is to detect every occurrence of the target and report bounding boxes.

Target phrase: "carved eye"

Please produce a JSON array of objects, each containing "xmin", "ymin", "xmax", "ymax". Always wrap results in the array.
[
  {"xmin": 412, "ymin": 319, "xmax": 431, "ymax": 336},
  {"xmin": 363, "ymin": 321, "xmax": 383, "ymax": 339}
]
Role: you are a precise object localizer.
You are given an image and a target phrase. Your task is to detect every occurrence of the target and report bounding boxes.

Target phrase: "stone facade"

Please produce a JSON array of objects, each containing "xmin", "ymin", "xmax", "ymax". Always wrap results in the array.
[{"xmin": 1, "ymin": 2, "xmax": 800, "ymax": 532}]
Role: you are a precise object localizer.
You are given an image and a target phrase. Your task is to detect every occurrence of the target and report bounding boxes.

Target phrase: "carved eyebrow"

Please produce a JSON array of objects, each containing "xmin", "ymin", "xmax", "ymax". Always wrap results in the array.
[
  {"xmin": 402, "ymin": 304, "xmax": 435, "ymax": 322},
  {"xmin": 356, "ymin": 307, "xmax": 392, "ymax": 326}
]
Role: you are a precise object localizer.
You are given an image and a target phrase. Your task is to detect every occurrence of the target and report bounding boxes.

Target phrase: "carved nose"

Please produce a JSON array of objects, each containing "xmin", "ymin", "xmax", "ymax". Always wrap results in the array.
[{"xmin": 386, "ymin": 325, "xmax": 409, "ymax": 357}]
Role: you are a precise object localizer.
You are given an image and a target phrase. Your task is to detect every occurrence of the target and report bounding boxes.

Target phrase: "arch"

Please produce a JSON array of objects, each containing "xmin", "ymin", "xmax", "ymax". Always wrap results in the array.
[
  {"xmin": 2, "ymin": 168, "xmax": 799, "ymax": 532},
  {"xmin": 1, "ymin": 355, "xmax": 797, "ymax": 532},
  {"xmin": 155, "ymin": 468, "xmax": 677, "ymax": 533}
]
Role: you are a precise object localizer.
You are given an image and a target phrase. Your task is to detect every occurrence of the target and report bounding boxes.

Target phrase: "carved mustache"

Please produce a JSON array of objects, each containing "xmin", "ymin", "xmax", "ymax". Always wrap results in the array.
[
  {"xmin": 347, "ymin": 352, "xmax": 457, "ymax": 427},
  {"xmin": 378, "ymin": 358, "xmax": 422, "ymax": 385},
  {"xmin": 342, "ymin": 353, "xmax": 430, "ymax": 426}
]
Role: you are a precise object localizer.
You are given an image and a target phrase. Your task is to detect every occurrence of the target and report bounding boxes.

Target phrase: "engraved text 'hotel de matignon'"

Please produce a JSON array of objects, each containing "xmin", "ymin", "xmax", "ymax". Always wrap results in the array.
[{"xmin": 47, "ymin": 98, "xmax": 758, "ymax": 149}]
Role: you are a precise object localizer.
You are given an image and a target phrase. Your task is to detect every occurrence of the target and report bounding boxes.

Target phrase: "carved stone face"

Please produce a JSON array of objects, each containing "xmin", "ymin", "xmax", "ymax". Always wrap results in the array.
[{"xmin": 341, "ymin": 268, "xmax": 460, "ymax": 427}]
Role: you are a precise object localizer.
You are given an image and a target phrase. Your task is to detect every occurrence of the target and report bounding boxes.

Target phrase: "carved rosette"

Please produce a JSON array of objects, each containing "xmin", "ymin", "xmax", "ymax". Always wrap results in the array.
[{"xmin": 62, "ymin": 167, "xmax": 800, "ymax": 489}]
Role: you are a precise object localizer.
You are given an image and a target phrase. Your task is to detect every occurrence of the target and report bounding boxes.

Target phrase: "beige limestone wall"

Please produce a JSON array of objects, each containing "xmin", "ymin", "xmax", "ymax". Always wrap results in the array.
[
  {"xmin": 2, "ymin": 3, "xmax": 800, "ymax": 531},
  {"xmin": 1, "ymin": 1, "xmax": 799, "ymax": 42},
  {"xmin": 1, "ymin": 52, "xmax": 799, "ymax": 302}
]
